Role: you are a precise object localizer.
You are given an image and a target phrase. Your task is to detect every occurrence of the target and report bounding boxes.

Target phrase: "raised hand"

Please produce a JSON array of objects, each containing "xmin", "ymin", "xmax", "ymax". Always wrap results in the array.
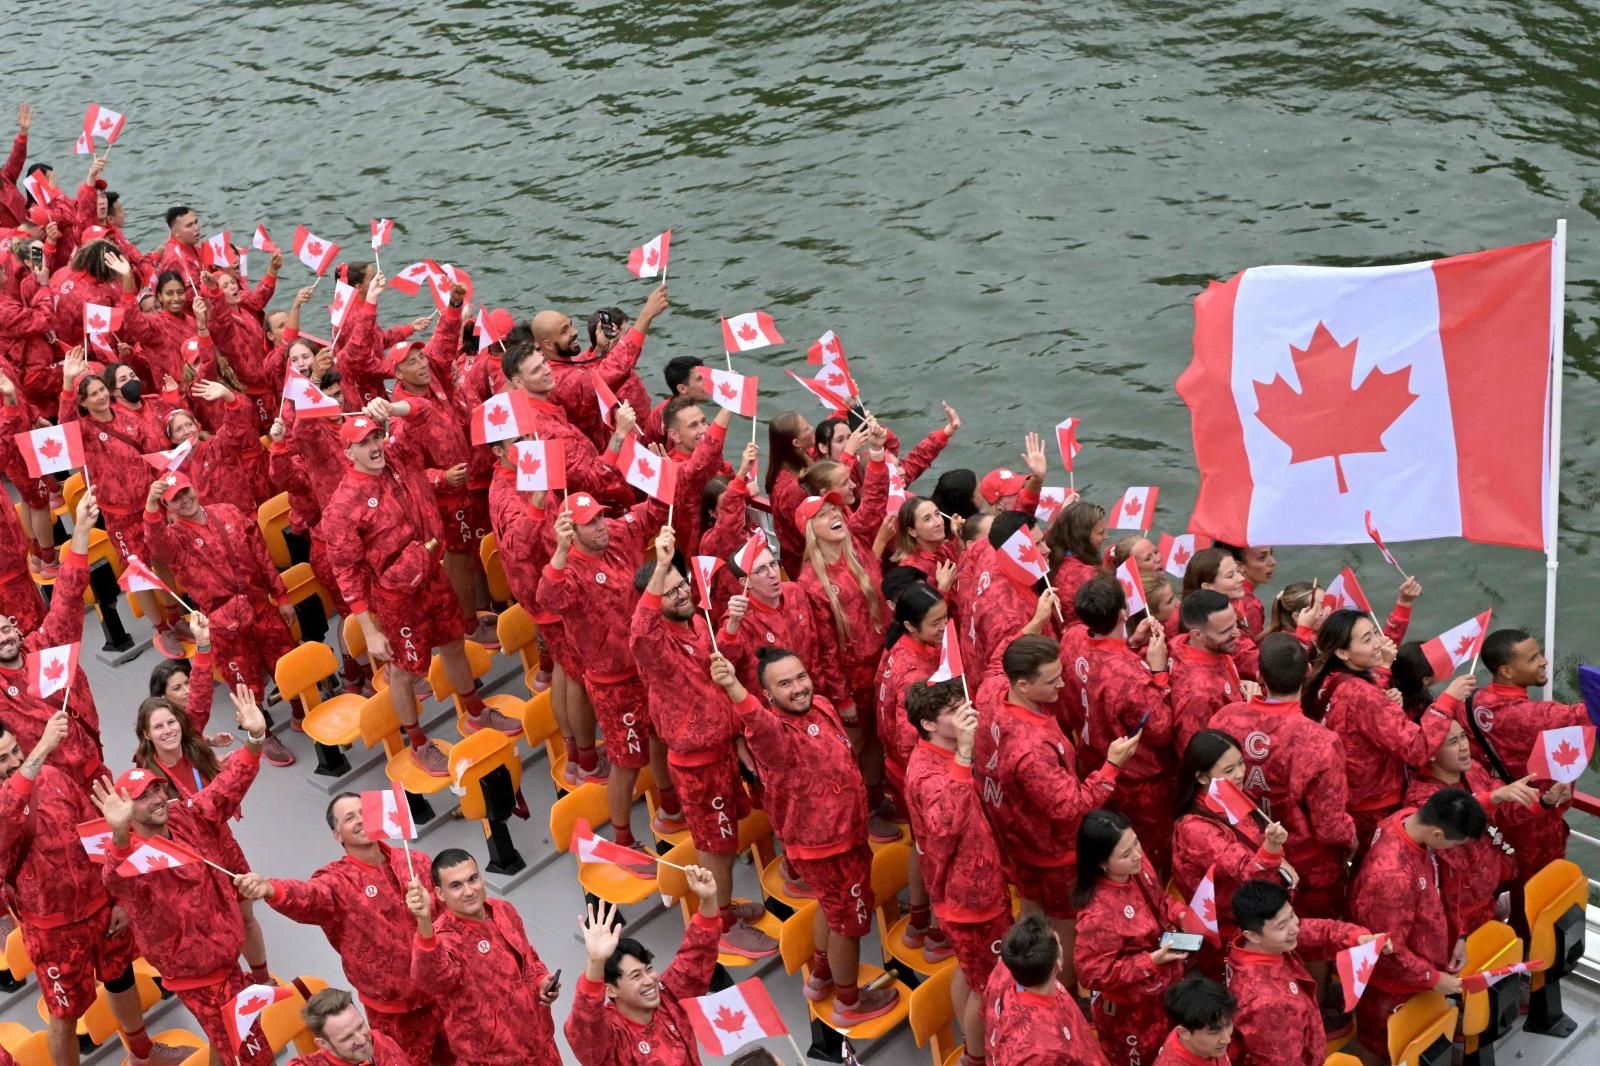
[
  {"xmin": 581, "ymin": 899, "xmax": 624, "ymax": 963},
  {"xmin": 229, "ymin": 684, "xmax": 267, "ymax": 739},
  {"xmin": 684, "ymin": 864, "xmax": 717, "ymax": 904},
  {"xmin": 1106, "ymin": 731, "xmax": 1142, "ymax": 769},
  {"xmin": 104, "ymin": 249, "xmax": 131, "ymax": 277},
  {"xmin": 90, "ymin": 776, "xmax": 135, "ymax": 833},
  {"xmin": 291, "ymin": 286, "xmax": 314, "ymax": 309},
  {"xmin": 953, "ymin": 701, "xmax": 977, "ymax": 760},
  {"xmin": 1491, "ymin": 774, "xmax": 1540, "ymax": 808},
  {"xmin": 654, "ymin": 525, "xmax": 675, "ymax": 564},
  {"xmin": 233, "ymin": 872, "xmax": 275, "ymax": 901},
  {"xmin": 942, "ymin": 402, "xmax": 961, "ymax": 435},
  {"xmin": 1443, "ymin": 674, "xmax": 1477, "ymax": 702},
  {"xmin": 405, "ymin": 877, "xmax": 432, "ymax": 924},
  {"xmin": 1397, "ymin": 575, "xmax": 1422, "ymax": 606},
  {"xmin": 737, "ymin": 441, "xmax": 759, "ymax": 480},
  {"xmin": 1264, "ymin": 820, "xmax": 1289, "ymax": 852},
  {"xmin": 1022, "ymin": 431, "xmax": 1047, "ymax": 479},
  {"xmin": 190, "ymin": 611, "xmax": 211, "ymax": 647}
]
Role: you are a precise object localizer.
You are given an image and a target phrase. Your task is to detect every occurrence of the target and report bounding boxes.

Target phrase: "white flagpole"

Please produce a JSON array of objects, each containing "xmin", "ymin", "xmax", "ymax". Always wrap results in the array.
[{"xmin": 1542, "ymin": 219, "xmax": 1567, "ymax": 699}]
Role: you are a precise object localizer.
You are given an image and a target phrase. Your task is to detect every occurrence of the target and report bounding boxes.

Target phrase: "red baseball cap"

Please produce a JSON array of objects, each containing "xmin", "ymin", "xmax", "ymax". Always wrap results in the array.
[
  {"xmin": 979, "ymin": 468, "xmax": 1027, "ymax": 505},
  {"xmin": 564, "ymin": 493, "xmax": 604, "ymax": 524},
  {"xmin": 339, "ymin": 415, "xmax": 385, "ymax": 447},
  {"xmin": 115, "ymin": 766, "xmax": 166, "ymax": 799},
  {"xmin": 382, "ymin": 340, "xmax": 421, "ymax": 374},
  {"xmin": 795, "ymin": 491, "xmax": 845, "ymax": 528},
  {"xmin": 158, "ymin": 472, "xmax": 195, "ymax": 502}
]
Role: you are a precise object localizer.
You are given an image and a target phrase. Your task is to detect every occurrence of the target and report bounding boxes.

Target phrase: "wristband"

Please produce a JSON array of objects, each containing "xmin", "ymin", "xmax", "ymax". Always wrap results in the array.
[{"xmin": 245, "ymin": 731, "xmax": 267, "ymax": 744}]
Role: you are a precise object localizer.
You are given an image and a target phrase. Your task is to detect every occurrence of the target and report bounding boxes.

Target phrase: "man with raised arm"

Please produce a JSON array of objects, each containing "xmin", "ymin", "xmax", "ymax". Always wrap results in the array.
[{"xmin": 233, "ymin": 793, "xmax": 440, "ymax": 1066}]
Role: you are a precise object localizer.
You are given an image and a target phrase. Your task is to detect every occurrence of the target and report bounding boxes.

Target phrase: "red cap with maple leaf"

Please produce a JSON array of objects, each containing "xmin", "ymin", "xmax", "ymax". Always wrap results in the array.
[
  {"xmin": 114, "ymin": 767, "xmax": 167, "ymax": 799},
  {"xmin": 795, "ymin": 491, "xmax": 845, "ymax": 527},
  {"xmin": 159, "ymin": 472, "xmax": 195, "ymax": 502},
  {"xmin": 382, "ymin": 340, "xmax": 422, "ymax": 373},
  {"xmin": 339, "ymin": 416, "xmax": 385, "ymax": 447},
  {"xmin": 979, "ymin": 468, "xmax": 1027, "ymax": 504},
  {"xmin": 563, "ymin": 492, "xmax": 604, "ymax": 524}
]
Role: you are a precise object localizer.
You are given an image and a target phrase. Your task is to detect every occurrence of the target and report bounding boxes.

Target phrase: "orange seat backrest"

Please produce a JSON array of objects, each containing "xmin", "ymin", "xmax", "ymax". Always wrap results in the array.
[
  {"xmin": 452, "ymin": 731, "xmax": 521, "ymax": 822},
  {"xmin": 273, "ymin": 641, "xmax": 337, "ymax": 715},
  {"xmin": 549, "ymin": 783, "xmax": 609, "ymax": 852}
]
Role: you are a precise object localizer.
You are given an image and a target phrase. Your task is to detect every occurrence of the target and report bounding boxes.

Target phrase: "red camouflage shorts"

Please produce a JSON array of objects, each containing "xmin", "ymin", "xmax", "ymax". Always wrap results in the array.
[
  {"xmin": 367, "ymin": 999, "xmax": 453, "ymax": 1066},
  {"xmin": 942, "ymin": 913, "xmax": 1010, "ymax": 992},
  {"xmin": 666, "ymin": 755, "xmax": 748, "ymax": 856},
  {"xmin": 370, "ymin": 570, "xmax": 470, "ymax": 678},
  {"xmin": 22, "ymin": 905, "xmax": 138, "ymax": 1019},
  {"xmin": 178, "ymin": 970, "xmax": 275, "ymax": 1066},
  {"xmin": 436, "ymin": 492, "xmax": 491, "ymax": 555},
  {"xmin": 583, "ymin": 675, "xmax": 653, "ymax": 770},
  {"xmin": 0, "ymin": 571, "xmax": 45, "ymax": 633},
  {"xmin": 1, "ymin": 463, "xmax": 51, "ymax": 509},
  {"xmin": 101, "ymin": 510, "xmax": 149, "ymax": 567},
  {"xmin": 1010, "ymin": 857, "xmax": 1076, "ymax": 920},
  {"xmin": 788, "ymin": 843, "xmax": 875, "ymax": 938}
]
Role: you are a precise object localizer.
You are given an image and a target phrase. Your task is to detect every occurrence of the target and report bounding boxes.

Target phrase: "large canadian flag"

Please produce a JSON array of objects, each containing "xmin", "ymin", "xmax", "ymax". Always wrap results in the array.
[{"xmin": 1179, "ymin": 239, "xmax": 1555, "ymax": 549}]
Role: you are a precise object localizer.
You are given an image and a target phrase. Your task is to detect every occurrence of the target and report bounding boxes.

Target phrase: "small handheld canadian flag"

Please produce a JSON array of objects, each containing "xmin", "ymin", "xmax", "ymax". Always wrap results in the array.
[
  {"xmin": 734, "ymin": 529, "xmax": 768, "ymax": 575},
  {"xmin": 691, "ymin": 556, "xmax": 724, "ymax": 612},
  {"xmin": 928, "ymin": 623, "xmax": 964, "ymax": 685},
  {"xmin": 1322, "ymin": 566, "xmax": 1372, "ymax": 614},
  {"xmin": 626, "ymin": 229, "xmax": 671, "ymax": 279},
  {"xmin": 471, "ymin": 392, "xmax": 532, "ymax": 446},
  {"xmin": 616, "ymin": 436, "xmax": 677, "ymax": 504},
  {"xmin": 1419, "ymin": 609, "xmax": 1493, "ymax": 678},
  {"xmin": 1337, "ymin": 935, "xmax": 1389, "ymax": 1011},
  {"xmin": 83, "ymin": 301, "xmax": 124, "ymax": 337},
  {"xmin": 785, "ymin": 368, "xmax": 851, "ymax": 414},
  {"xmin": 292, "ymin": 225, "xmax": 340, "ymax": 276},
  {"xmin": 807, "ymin": 329, "xmax": 844, "ymax": 366},
  {"xmin": 360, "ymin": 781, "xmax": 417, "ymax": 841},
  {"xmin": 1527, "ymin": 725, "xmax": 1596, "ymax": 786},
  {"xmin": 572, "ymin": 818, "xmax": 658, "ymax": 870},
  {"xmin": 141, "ymin": 438, "xmax": 194, "ymax": 476},
  {"xmin": 1108, "ymin": 486, "xmax": 1159, "ymax": 530},
  {"xmin": 329, "ymin": 280, "xmax": 357, "ymax": 330},
  {"xmin": 370, "ymin": 218, "xmax": 394, "ymax": 250},
  {"xmin": 251, "ymin": 224, "xmax": 278, "ymax": 253},
  {"xmin": 82, "ymin": 104, "xmax": 126, "ymax": 145},
  {"xmin": 682, "ymin": 978, "xmax": 790, "ymax": 1057},
  {"xmin": 806, "ymin": 331, "xmax": 859, "ymax": 399},
  {"xmin": 1055, "ymin": 417, "xmax": 1082, "ymax": 472},
  {"xmin": 15, "ymin": 423, "xmax": 85, "ymax": 478},
  {"xmin": 199, "ymin": 231, "xmax": 237, "ymax": 270},
  {"xmin": 514, "ymin": 439, "xmax": 566, "ymax": 493},
  {"xmin": 1205, "ymin": 777, "xmax": 1260, "ymax": 826},
  {"xmin": 74, "ymin": 130, "xmax": 93, "ymax": 156},
  {"xmin": 995, "ymin": 527, "xmax": 1049, "ymax": 588},
  {"xmin": 1461, "ymin": 960, "xmax": 1548, "ymax": 994},
  {"xmin": 117, "ymin": 556, "xmax": 177, "ymax": 599},
  {"xmin": 720, "ymin": 311, "xmax": 783, "ymax": 353},
  {"xmin": 26, "ymin": 642, "xmax": 79, "ymax": 700},
  {"xmin": 475, "ymin": 307, "xmax": 512, "ymax": 353},
  {"xmin": 1158, "ymin": 532, "xmax": 1209, "ymax": 579},
  {"xmin": 1364, "ymin": 511, "xmax": 1406, "ymax": 574},
  {"xmin": 390, "ymin": 260, "xmax": 437, "ymax": 297},
  {"xmin": 1116, "ymin": 557, "xmax": 1147, "ymax": 618},
  {"xmin": 20, "ymin": 172, "xmax": 56, "ymax": 206},
  {"xmin": 1036, "ymin": 487, "xmax": 1070, "ymax": 525},
  {"xmin": 697, "ymin": 366, "xmax": 760, "ymax": 418},
  {"xmin": 426, "ymin": 263, "xmax": 472, "ymax": 312},
  {"xmin": 884, "ymin": 455, "xmax": 908, "ymax": 517},
  {"xmin": 229, "ymin": 983, "xmax": 293, "ymax": 1054},
  {"xmin": 116, "ymin": 833, "xmax": 203, "ymax": 877},
  {"xmin": 283, "ymin": 366, "xmax": 342, "ymax": 419},
  {"xmin": 592, "ymin": 372, "xmax": 619, "ymax": 427},
  {"xmin": 1182, "ymin": 865, "xmax": 1220, "ymax": 946},
  {"xmin": 77, "ymin": 818, "xmax": 113, "ymax": 863}
]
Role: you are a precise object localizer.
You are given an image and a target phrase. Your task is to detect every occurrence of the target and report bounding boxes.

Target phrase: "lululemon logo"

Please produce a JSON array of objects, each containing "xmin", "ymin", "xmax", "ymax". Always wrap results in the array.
[
  {"xmin": 477, "ymin": 940, "xmax": 491, "ymax": 954},
  {"xmin": 365, "ymin": 885, "xmax": 378, "ymax": 898},
  {"xmin": 367, "ymin": 498, "xmax": 378, "ymax": 508},
  {"xmin": 807, "ymin": 723, "xmax": 819, "ymax": 737},
  {"xmin": 1123, "ymin": 905, "xmax": 1135, "ymax": 919}
]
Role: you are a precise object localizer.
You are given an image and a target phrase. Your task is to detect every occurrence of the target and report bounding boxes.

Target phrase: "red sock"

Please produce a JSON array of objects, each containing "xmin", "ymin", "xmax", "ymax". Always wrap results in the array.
[
  {"xmin": 576, "ymin": 745, "xmax": 598, "ymax": 772},
  {"xmin": 539, "ymin": 646, "xmax": 555, "ymax": 673},
  {"xmin": 810, "ymin": 950, "xmax": 832, "ymax": 982},
  {"xmin": 462, "ymin": 689, "xmax": 486, "ymax": 718},
  {"xmin": 406, "ymin": 723, "xmax": 429, "ymax": 749},
  {"xmin": 612, "ymin": 822, "xmax": 636, "ymax": 847},
  {"xmin": 719, "ymin": 904, "xmax": 738, "ymax": 931},
  {"xmin": 909, "ymin": 903, "xmax": 931, "ymax": 929},
  {"xmin": 29, "ymin": 540, "xmax": 52, "ymax": 561},
  {"xmin": 123, "ymin": 1026, "xmax": 154, "ymax": 1058},
  {"xmin": 835, "ymin": 981, "xmax": 860, "ymax": 1007},
  {"xmin": 656, "ymin": 784, "xmax": 681, "ymax": 817}
]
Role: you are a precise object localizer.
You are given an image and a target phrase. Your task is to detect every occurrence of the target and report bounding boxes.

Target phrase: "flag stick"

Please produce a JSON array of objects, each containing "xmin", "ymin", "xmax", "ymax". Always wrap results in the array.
[
  {"xmin": 373, "ymin": 247, "xmax": 382, "ymax": 274},
  {"xmin": 1542, "ymin": 218, "xmax": 1567, "ymax": 699},
  {"xmin": 201, "ymin": 857, "xmax": 238, "ymax": 877},
  {"xmin": 751, "ymin": 414, "xmax": 758, "ymax": 445},
  {"xmin": 783, "ymin": 1032, "xmax": 807, "ymax": 1065},
  {"xmin": 309, "ymin": 274, "xmax": 323, "ymax": 295},
  {"xmin": 959, "ymin": 672, "xmax": 971, "ymax": 703},
  {"xmin": 400, "ymin": 836, "xmax": 414, "ymax": 881},
  {"xmin": 1069, "ymin": 468, "xmax": 1075, "ymax": 494},
  {"xmin": 667, "ymin": 501, "xmax": 674, "ymax": 530},
  {"xmin": 703, "ymin": 607, "xmax": 720, "ymax": 656}
]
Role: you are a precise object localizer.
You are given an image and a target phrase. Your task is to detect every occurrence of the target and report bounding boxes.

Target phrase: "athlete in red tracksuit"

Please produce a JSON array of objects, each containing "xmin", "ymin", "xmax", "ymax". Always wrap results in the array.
[
  {"xmin": 203, "ymin": 262, "xmax": 284, "ymax": 430},
  {"xmin": 1169, "ymin": 630, "xmax": 1249, "ymax": 754},
  {"xmin": 331, "ymin": 271, "xmax": 426, "ymax": 407},
  {"xmin": 166, "ymin": 389, "xmax": 273, "ymax": 514},
  {"xmin": 905, "ymin": 688, "xmax": 1012, "ymax": 1060},
  {"xmin": 2, "ymin": 248, "xmax": 63, "ymax": 411},
  {"xmin": 502, "ymin": 340, "xmax": 634, "ymax": 505},
  {"xmin": 983, "ymin": 958, "xmax": 1108, "ymax": 1066},
  {"xmin": 97, "ymin": 694, "xmax": 274, "ymax": 1066},
  {"xmin": 1473, "ymin": 629, "xmax": 1588, "ymax": 782},
  {"xmin": 0, "ymin": 485, "xmax": 43, "ymax": 630},
  {"xmin": 0, "ymin": 109, "xmax": 29, "ymax": 228},
  {"xmin": 0, "ymin": 365, "xmax": 60, "ymax": 577},
  {"xmin": 1347, "ymin": 800, "xmax": 1478, "ymax": 1055},
  {"xmin": 660, "ymin": 402, "xmax": 732, "ymax": 554},
  {"xmin": 143, "ymin": 475, "xmax": 295, "ymax": 699},
  {"xmin": 0, "ymin": 505, "xmax": 106, "ymax": 786},
  {"xmin": 1171, "ymin": 804, "xmax": 1282, "ymax": 980},
  {"xmin": 1083, "ymin": 608, "xmax": 1178, "ymax": 878},
  {"xmin": 538, "ymin": 491, "xmax": 675, "ymax": 843},
  {"xmin": 968, "ymin": 537, "xmax": 1058, "ymax": 679},
  {"xmin": 1314, "ymin": 663, "xmax": 1463, "ymax": 851},
  {"xmin": 564, "ymin": 875, "xmax": 722, "ymax": 1066},
  {"xmin": 971, "ymin": 634, "xmax": 1132, "ymax": 992},
  {"xmin": 711, "ymin": 651, "xmax": 901, "ymax": 1025},
  {"xmin": 237, "ymin": 793, "xmax": 442, "ymax": 1066},
  {"xmin": 1226, "ymin": 883, "xmax": 1375, "ymax": 1066},
  {"xmin": 0, "ymin": 714, "xmax": 180, "ymax": 1066},
  {"xmin": 1075, "ymin": 851, "xmax": 1194, "ymax": 1066},
  {"xmin": 538, "ymin": 288, "xmax": 666, "ymax": 449},
  {"xmin": 877, "ymin": 627, "xmax": 941, "ymax": 796},
  {"xmin": 718, "ymin": 537, "xmax": 821, "ymax": 697},
  {"xmin": 408, "ymin": 854, "xmax": 560, "ymax": 1065}
]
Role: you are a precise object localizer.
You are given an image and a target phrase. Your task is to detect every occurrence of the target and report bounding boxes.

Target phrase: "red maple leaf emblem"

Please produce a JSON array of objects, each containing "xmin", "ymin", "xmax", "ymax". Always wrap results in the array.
[
  {"xmin": 635, "ymin": 458, "xmax": 656, "ymax": 479},
  {"xmin": 485, "ymin": 405, "xmax": 509, "ymax": 427},
  {"xmin": 1017, "ymin": 540, "xmax": 1045, "ymax": 569},
  {"xmin": 88, "ymin": 312, "xmax": 107, "ymax": 330},
  {"xmin": 1119, "ymin": 575, "xmax": 1136, "ymax": 598},
  {"xmin": 713, "ymin": 1005, "xmax": 747, "ymax": 1033},
  {"xmin": 238, "ymin": 993, "xmax": 271, "ymax": 1013},
  {"xmin": 39, "ymin": 437, "xmax": 63, "ymax": 460},
  {"xmin": 823, "ymin": 337, "xmax": 841, "ymax": 356},
  {"xmin": 1122, "ymin": 496, "xmax": 1142, "ymax": 519},
  {"xmin": 518, "ymin": 454, "xmax": 541, "ymax": 477},
  {"xmin": 1355, "ymin": 958, "xmax": 1374, "ymax": 985},
  {"xmin": 98, "ymin": 117, "xmax": 114, "ymax": 131},
  {"xmin": 1253, "ymin": 323, "xmax": 1418, "ymax": 494},
  {"xmin": 1200, "ymin": 895, "xmax": 1216, "ymax": 924},
  {"xmin": 305, "ymin": 239, "xmax": 323, "ymax": 257},
  {"xmin": 736, "ymin": 322, "xmax": 758, "ymax": 342},
  {"xmin": 645, "ymin": 246, "xmax": 659, "ymax": 267},
  {"xmin": 1172, "ymin": 545, "xmax": 1191, "ymax": 566},
  {"xmin": 1551, "ymin": 740, "xmax": 1583, "ymax": 768},
  {"xmin": 42, "ymin": 659, "xmax": 64, "ymax": 682},
  {"xmin": 1454, "ymin": 633, "xmax": 1477, "ymax": 658},
  {"xmin": 145, "ymin": 853, "xmax": 172, "ymax": 869},
  {"xmin": 718, "ymin": 382, "xmax": 738, "ymax": 399},
  {"xmin": 821, "ymin": 370, "xmax": 845, "ymax": 388}
]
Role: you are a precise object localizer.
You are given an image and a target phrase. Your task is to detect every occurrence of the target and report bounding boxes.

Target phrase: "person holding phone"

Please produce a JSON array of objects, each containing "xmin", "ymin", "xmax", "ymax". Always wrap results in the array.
[
  {"xmin": 406, "ymin": 848, "xmax": 561, "ymax": 1065},
  {"xmin": 1073, "ymin": 809, "xmax": 1198, "ymax": 1066},
  {"xmin": 565, "ymin": 865, "xmax": 722, "ymax": 1064}
]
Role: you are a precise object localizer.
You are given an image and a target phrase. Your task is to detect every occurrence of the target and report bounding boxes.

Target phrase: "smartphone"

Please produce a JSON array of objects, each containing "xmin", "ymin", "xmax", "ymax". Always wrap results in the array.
[
  {"xmin": 546, "ymin": 968, "xmax": 562, "ymax": 989},
  {"xmin": 1160, "ymin": 931, "xmax": 1205, "ymax": 953},
  {"xmin": 27, "ymin": 244, "xmax": 44, "ymax": 269},
  {"xmin": 1133, "ymin": 710, "xmax": 1151, "ymax": 734}
]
